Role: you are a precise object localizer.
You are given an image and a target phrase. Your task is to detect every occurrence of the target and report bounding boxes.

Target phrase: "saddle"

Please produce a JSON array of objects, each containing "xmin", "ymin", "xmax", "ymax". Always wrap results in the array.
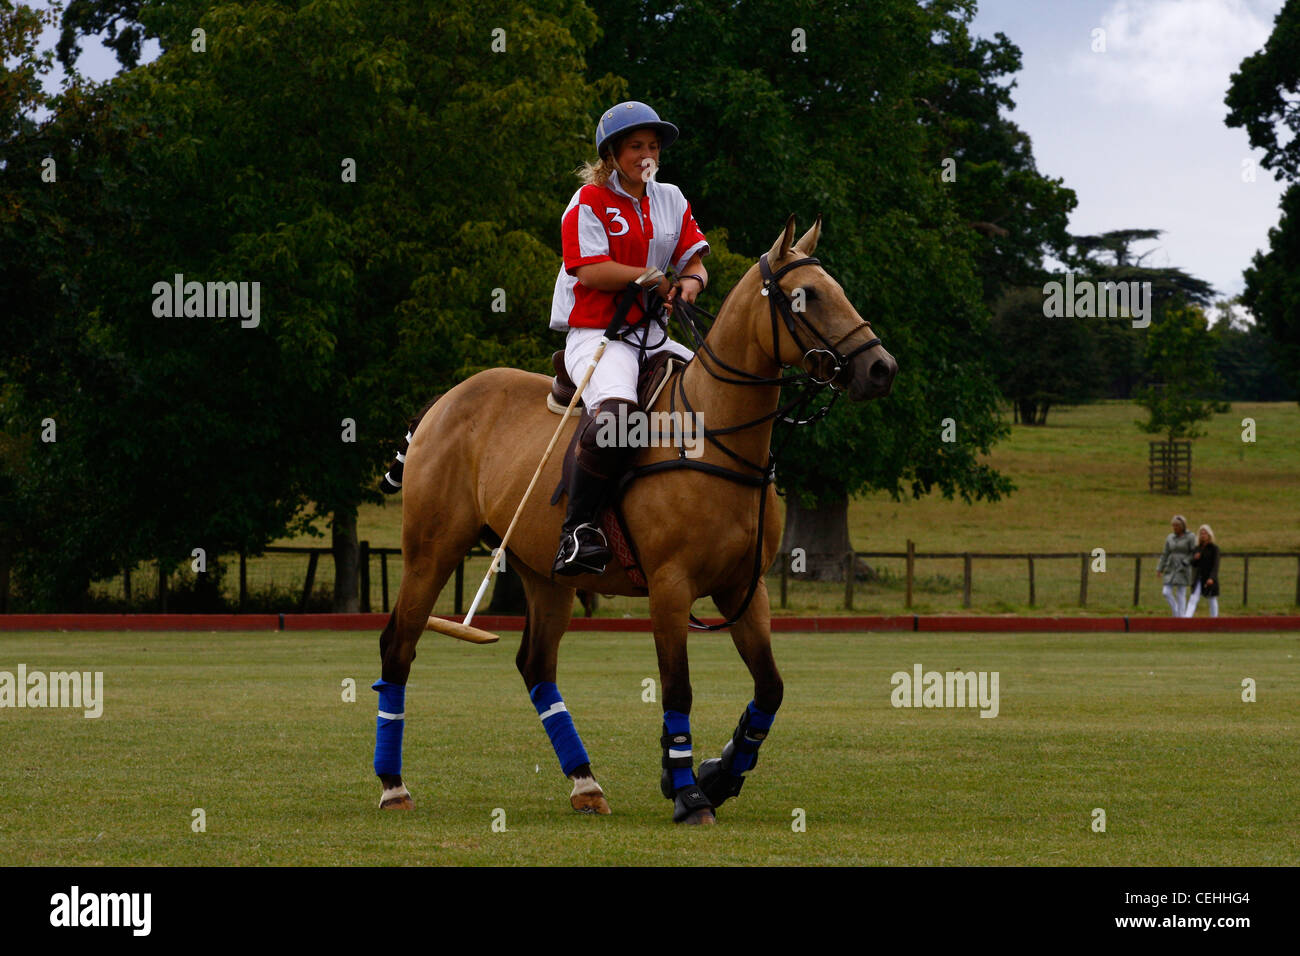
[
  {"xmin": 546, "ymin": 349, "xmax": 684, "ymax": 415},
  {"xmin": 547, "ymin": 349, "xmax": 687, "ymax": 591}
]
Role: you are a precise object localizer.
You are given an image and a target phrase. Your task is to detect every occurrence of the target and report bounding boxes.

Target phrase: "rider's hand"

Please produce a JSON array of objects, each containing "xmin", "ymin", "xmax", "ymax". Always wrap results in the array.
[{"xmin": 675, "ymin": 276, "xmax": 704, "ymax": 304}]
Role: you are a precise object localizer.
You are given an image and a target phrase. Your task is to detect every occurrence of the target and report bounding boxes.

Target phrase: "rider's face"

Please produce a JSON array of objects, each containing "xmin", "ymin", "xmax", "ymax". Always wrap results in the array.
[{"xmin": 613, "ymin": 129, "xmax": 660, "ymax": 186}]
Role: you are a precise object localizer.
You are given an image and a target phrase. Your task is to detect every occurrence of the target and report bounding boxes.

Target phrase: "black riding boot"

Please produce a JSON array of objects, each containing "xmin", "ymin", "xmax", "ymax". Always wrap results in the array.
[{"xmin": 553, "ymin": 460, "xmax": 614, "ymax": 576}]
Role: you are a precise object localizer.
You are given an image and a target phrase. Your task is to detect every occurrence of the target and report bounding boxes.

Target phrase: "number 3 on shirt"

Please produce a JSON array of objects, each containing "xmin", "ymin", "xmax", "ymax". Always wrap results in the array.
[{"xmin": 604, "ymin": 207, "xmax": 629, "ymax": 236}]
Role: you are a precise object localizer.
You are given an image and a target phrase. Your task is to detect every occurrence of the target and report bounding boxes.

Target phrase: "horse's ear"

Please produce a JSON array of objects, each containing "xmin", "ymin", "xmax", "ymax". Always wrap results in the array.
[
  {"xmin": 767, "ymin": 214, "xmax": 797, "ymax": 264},
  {"xmin": 795, "ymin": 214, "xmax": 822, "ymax": 256}
]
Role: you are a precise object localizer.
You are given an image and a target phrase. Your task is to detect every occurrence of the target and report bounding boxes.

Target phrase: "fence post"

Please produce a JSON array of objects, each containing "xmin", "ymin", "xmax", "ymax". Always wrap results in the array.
[
  {"xmin": 1133, "ymin": 555, "xmax": 1142, "ymax": 606},
  {"xmin": 300, "ymin": 551, "xmax": 319, "ymax": 613},
  {"xmin": 779, "ymin": 552, "xmax": 788, "ymax": 610},
  {"xmin": 358, "ymin": 540, "xmax": 371, "ymax": 613},
  {"xmin": 381, "ymin": 551, "xmax": 390, "ymax": 613},
  {"xmin": 454, "ymin": 559, "xmax": 465, "ymax": 615},
  {"xmin": 844, "ymin": 551, "xmax": 854, "ymax": 610},
  {"xmin": 1079, "ymin": 553, "xmax": 1088, "ymax": 607},
  {"xmin": 1242, "ymin": 555, "xmax": 1250, "ymax": 607},
  {"xmin": 963, "ymin": 553, "xmax": 972, "ymax": 609},
  {"xmin": 1027, "ymin": 555, "xmax": 1035, "ymax": 607},
  {"xmin": 905, "ymin": 539, "xmax": 915, "ymax": 609},
  {"xmin": 238, "ymin": 551, "xmax": 247, "ymax": 612}
]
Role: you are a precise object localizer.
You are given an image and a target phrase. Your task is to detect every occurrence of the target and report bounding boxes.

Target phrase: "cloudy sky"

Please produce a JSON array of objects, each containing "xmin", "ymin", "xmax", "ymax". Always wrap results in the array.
[
  {"xmin": 20, "ymin": 0, "xmax": 1290, "ymax": 299},
  {"xmin": 970, "ymin": 0, "xmax": 1289, "ymax": 299}
]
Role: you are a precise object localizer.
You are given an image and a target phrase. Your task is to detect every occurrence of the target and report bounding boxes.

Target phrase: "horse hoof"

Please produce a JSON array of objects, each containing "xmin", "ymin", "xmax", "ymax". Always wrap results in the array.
[
  {"xmin": 569, "ymin": 776, "xmax": 612, "ymax": 815},
  {"xmin": 680, "ymin": 808, "xmax": 715, "ymax": 825},
  {"xmin": 571, "ymin": 792, "xmax": 612, "ymax": 815},
  {"xmin": 379, "ymin": 784, "xmax": 414, "ymax": 810}
]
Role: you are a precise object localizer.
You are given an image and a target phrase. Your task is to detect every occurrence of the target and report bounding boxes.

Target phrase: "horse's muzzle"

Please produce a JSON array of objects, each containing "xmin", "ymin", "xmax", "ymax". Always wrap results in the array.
[{"xmin": 845, "ymin": 347, "xmax": 898, "ymax": 400}]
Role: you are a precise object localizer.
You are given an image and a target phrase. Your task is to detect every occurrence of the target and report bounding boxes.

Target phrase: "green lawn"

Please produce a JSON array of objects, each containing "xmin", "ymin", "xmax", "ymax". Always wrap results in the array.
[{"xmin": 2, "ymin": 629, "xmax": 1296, "ymax": 865}]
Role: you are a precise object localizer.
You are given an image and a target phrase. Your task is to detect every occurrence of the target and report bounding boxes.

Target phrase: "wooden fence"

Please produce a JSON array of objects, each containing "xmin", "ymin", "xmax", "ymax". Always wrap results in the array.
[
  {"xmin": 26, "ymin": 541, "xmax": 1300, "ymax": 615},
  {"xmin": 774, "ymin": 540, "xmax": 1300, "ymax": 610}
]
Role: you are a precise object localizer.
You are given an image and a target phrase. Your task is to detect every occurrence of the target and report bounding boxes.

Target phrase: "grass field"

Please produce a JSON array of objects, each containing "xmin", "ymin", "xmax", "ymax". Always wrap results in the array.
[{"xmin": 2, "ymin": 628, "xmax": 1297, "ymax": 866}]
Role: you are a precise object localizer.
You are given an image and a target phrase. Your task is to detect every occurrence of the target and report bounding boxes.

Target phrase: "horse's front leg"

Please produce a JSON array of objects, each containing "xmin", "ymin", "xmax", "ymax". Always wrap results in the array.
[
  {"xmin": 698, "ymin": 579, "xmax": 783, "ymax": 813},
  {"xmin": 649, "ymin": 577, "xmax": 715, "ymax": 825}
]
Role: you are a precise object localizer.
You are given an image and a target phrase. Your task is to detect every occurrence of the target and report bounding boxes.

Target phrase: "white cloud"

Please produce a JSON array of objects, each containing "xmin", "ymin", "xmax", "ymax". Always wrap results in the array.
[{"xmin": 1070, "ymin": 0, "xmax": 1283, "ymax": 115}]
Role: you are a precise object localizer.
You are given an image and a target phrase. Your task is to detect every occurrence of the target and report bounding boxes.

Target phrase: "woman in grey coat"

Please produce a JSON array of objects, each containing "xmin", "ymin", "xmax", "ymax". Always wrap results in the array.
[{"xmin": 1156, "ymin": 514, "xmax": 1196, "ymax": 616}]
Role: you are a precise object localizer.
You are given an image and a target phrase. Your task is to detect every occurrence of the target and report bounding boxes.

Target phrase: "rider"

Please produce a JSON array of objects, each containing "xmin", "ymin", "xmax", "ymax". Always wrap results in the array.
[{"xmin": 550, "ymin": 100, "xmax": 710, "ymax": 576}]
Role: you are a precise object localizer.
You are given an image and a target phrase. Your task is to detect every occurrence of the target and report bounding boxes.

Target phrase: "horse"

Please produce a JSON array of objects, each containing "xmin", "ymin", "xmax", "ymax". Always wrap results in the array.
[{"xmin": 371, "ymin": 214, "xmax": 898, "ymax": 824}]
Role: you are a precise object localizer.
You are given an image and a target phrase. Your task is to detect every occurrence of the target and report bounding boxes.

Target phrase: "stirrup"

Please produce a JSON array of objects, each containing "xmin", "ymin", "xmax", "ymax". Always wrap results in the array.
[{"xmin": 554, "ymin": 523, "xmax": 610, "ymax": 576}]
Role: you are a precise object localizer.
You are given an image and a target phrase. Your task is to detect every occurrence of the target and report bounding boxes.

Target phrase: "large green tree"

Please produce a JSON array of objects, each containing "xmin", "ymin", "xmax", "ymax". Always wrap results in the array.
[
  {"xmin": 1225, "ymin": 0, "xmax": 1300, "ymax": 400},
  {"xmin": 6, "ymin": 0, "xmax": 616, "ymax": 609},
  {"xmin": 586, "ymin": 0, "xmax": 1072, "ymax": 576}
]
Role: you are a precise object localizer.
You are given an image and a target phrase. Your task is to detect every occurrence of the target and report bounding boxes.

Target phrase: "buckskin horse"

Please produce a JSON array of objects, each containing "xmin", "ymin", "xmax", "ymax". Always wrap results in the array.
[{"xmin": 372, "ymin": 215, "xmax": 898, "ymax": 824}]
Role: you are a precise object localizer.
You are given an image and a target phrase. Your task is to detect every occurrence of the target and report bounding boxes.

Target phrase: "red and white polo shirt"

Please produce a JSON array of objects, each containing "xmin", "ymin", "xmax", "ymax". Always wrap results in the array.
[{"xmin": 549, "ymin": 174, "xmax": 709, "ymax": 331}]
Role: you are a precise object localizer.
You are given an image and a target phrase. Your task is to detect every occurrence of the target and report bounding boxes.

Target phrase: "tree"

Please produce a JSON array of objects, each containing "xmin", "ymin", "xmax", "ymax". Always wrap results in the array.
[
  {"xmin": 5, "ymin": 0, "xmax": 617, "ymax": 609},
  {"xmin": 991, "ymin": 287, "xmax": 1102, "ymax": 425},
  {"xmin": 1225, "ymin": 0, "xmax": 1300, "ymax": 400},
  {"xmin": 1135, "ymin": 302, "xmax": 1223, "ymax": 443},
  {"xmin": 1210, "ymin": 299, "xmax": 1296, "ymax": 401},
  {"xmin": 585, "ymin": 0, "xmax": 1022, "ymax": 580}
]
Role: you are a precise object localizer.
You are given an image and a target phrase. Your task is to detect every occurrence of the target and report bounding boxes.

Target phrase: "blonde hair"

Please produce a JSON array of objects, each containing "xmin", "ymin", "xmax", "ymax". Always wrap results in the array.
[
  {"xmin": 575, "ymin": 153, "xmax": 619, "ymax": 187},
  {"xmin": 1198, "ymin": 524, "xmax": 1215, "ymax": 542},
  {"xmin": 1171, "ymin": 514, "xmax": 1187, "ymax": 532}
]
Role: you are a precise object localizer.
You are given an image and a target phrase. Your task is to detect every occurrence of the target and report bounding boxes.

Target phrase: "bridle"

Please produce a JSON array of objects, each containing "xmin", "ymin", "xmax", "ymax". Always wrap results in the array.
[
  {"xmin": 616, "ymin": 252, "xmax": 886, "ymax": 631},
  {"xmin": 758, "ymin": 253, "xmax": 882, "ymax": 388}
]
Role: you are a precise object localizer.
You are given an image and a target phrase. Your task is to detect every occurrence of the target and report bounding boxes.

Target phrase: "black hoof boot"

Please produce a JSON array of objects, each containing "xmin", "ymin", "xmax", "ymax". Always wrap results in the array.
[
  {"xmin": 698, "ymin": 710, "xmax": 770, "ymax": 809},
  {"xmin": 698, "ymin": 755, "xmax": 744, "ymax": 809},
  {"xmin": 672, "ymin": 784, "xmax": 715, "ymax": 824},
  {"xmin": 553, "ymin": 523, "xmax": 611, "ymax": 576}
]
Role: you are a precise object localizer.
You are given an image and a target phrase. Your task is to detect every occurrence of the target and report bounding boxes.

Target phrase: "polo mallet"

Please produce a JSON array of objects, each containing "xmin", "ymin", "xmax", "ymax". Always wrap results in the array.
[{"xmin": 426, "ymin": 267, "xmax": 666, "ymax": 645}]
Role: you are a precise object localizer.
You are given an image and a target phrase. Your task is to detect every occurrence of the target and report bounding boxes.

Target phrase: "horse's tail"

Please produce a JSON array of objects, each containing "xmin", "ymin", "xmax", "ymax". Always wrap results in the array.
[{"xmin": 379, "ymin": 394, "xmax": 442, "ymax": 494}]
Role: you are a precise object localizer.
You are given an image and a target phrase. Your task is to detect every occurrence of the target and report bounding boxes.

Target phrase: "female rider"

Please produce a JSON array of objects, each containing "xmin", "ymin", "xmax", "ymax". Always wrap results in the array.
[{"xmin": 549, "ymin": 101, "xmax": 710, "ymax": 575}]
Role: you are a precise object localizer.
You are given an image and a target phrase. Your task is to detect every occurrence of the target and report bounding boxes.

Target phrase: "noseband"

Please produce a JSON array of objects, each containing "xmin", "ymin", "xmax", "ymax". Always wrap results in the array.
[{"xmin": 758, "ymin": 253, "xmax": 882, "ymax": 388}]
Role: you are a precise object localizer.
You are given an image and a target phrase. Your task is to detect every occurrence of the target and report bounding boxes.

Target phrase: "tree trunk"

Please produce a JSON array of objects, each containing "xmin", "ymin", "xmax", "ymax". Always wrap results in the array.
[
  {"xmin": 1036, "ymin": 402, "xmax": 1051, "ymax": 425},
  {"xmin": 332, "ymin": 509, "xmax": 359, "ymax": 612},
  {"xmin": 778, "ymin": 493, "xmax": 874, "ymax": 582}
]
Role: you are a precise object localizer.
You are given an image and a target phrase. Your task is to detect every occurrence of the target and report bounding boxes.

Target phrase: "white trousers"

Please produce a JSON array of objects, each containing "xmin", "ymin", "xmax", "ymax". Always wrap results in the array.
[
  {"xmin": 1162, "ymin": 584, "xmax": 1187, "ymax": 617},
  {"xmin": 1184, "ymin": 582, "xmax": 1218, "ymax": 617},
  {"xmin": 564, "ymin": 323, "xmax": 694, "ymax": 411}
]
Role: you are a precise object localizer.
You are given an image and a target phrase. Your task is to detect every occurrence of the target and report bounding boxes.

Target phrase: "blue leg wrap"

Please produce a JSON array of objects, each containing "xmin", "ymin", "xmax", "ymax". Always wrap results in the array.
[
  {"xmin": 530, "ymin": 682, "xmax": 590, "ymax": 777},
  {"xmin": 663, "ymin": 710, "xmax": 695, "ymax": 790},
  {"xmin": 728, "ymin": 701, "xmax": 776, "ymax": 775},
  {"xmin": 372, "ymin": 679, "xmax": 406, "ymax": 777}
]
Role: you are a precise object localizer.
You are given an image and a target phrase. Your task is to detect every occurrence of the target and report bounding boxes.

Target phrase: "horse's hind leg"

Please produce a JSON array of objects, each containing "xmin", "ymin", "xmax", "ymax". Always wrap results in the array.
[
  {"xmin": 513, "ymin": 564, "xmax": 610, "ymax": 815},
  {"xmin": 698, "ymin": 579, "xmax": 783, "ymax": 813},
  {"xmin": 373, "ymin": 523, "xmax": 479, "ymax": 810}
]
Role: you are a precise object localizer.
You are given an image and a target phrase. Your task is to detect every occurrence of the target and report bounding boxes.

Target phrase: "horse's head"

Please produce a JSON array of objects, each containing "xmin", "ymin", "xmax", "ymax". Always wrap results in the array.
[{"xmin": 744, "ymin": 215, "xmax": 898, "ymax": 401}]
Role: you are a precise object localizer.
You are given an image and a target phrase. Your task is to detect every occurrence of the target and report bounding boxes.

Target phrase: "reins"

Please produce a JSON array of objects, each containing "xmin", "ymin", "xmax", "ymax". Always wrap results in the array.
[{"xmin": 618, "ymin": 254, "xmax": 881, "ymax": 631}]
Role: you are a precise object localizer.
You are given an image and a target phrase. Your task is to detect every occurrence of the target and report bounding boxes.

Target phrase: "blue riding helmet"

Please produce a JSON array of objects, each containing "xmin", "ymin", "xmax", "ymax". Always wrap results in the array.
[{"xmin": 595, "ymin": 101, "xmax": 679, "ymax": 158}]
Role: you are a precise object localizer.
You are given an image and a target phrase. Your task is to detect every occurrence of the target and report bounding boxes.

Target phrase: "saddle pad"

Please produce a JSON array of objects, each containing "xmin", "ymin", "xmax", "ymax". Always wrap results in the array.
[{"xmin": 601, "ymin": 506, "xmax": 647, "ymax": 589}]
